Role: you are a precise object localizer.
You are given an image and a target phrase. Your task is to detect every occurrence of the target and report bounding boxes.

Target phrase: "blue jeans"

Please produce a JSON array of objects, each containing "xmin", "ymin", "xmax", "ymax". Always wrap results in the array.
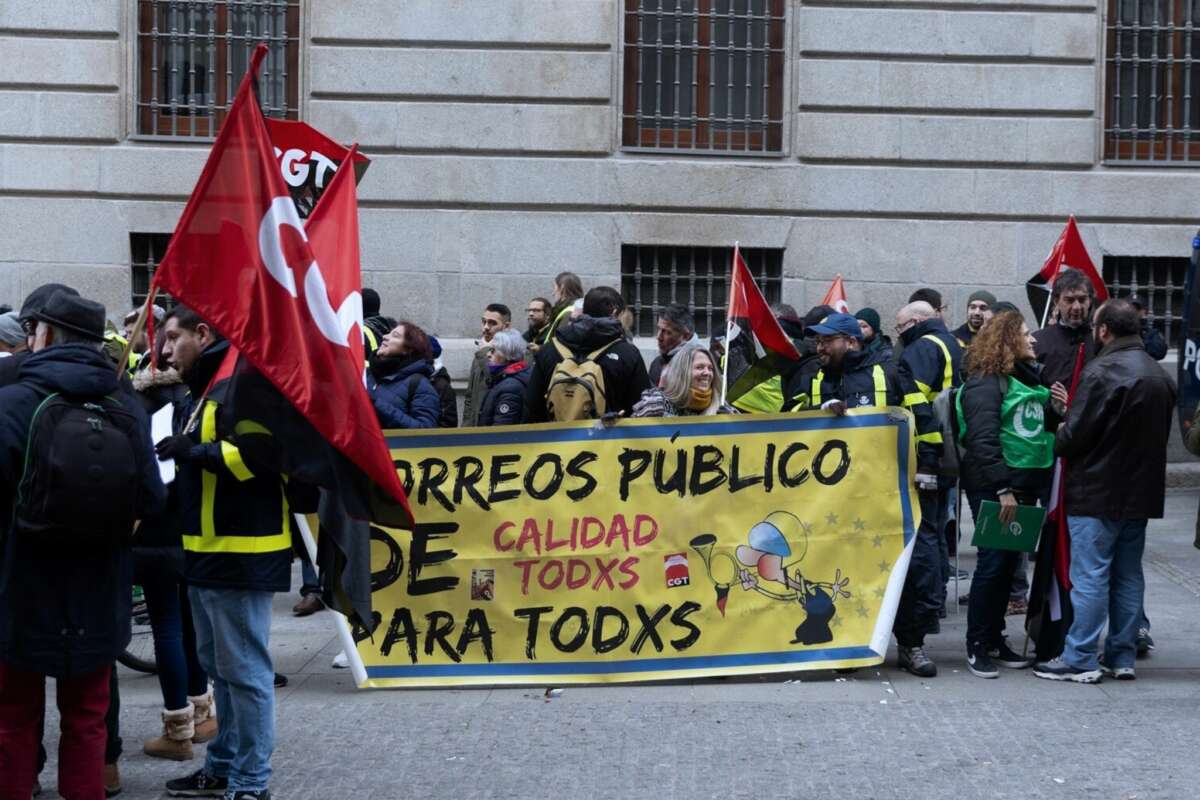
[
  {"xmin": 1062, "ymin": 516, "xmax": 1147, "ymax": 670},
  {"xmin": 143, "ymin": 568, "xmax": 208, "ymax": 711},
  {"xmin": 189, "ymin": 587, "xmax": 276, "ymax": 792}
]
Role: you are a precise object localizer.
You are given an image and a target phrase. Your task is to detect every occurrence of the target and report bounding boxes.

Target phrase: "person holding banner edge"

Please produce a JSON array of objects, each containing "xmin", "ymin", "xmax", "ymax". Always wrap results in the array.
[{"xmin": 955, "ymin": 310, "xmax": 1065, "ymax": 678}]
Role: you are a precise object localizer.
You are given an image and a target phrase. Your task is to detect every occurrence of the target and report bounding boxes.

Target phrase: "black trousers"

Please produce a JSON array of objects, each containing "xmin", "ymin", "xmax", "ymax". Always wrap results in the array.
[{"xmin": 893, "ymin": 489, "xmax": 947, "ymax": 647}]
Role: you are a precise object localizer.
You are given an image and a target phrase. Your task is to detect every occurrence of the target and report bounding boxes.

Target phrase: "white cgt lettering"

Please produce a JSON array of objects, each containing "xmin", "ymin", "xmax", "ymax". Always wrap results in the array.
[{"xmin": 257, "ymin": 196, "xmax": 361, "ymax": 348}]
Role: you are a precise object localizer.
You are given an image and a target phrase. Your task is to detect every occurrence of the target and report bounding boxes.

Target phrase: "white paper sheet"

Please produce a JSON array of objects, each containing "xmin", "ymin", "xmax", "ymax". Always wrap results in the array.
[{"xmin": 151, "ymin": 404, "xmax": 175, "ymax": 485}]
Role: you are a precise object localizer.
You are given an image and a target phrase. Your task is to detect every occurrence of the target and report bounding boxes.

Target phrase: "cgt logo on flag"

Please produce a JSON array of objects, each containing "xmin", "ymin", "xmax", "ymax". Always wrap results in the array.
[{"xmin": 664, "ymin": 552, "xmax": 691, "ymax": 588}]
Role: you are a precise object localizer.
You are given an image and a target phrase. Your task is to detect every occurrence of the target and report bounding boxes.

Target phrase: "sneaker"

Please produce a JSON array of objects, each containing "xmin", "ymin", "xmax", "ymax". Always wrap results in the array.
[
  {"xmin": 897, "ymin": 645, "xmax": 937, "ymax": 677},
  {"xmin": 988, "ymin": 641, "xmax": 1034, "ymax": 669},
  {"xmin": 166, "ymin": 768, "xmax": 229, "ymax": 797},
  {"xmin": 966, "ymin": 642, "xmax": 999, "ymax": 679},
  {"xmin": 1135, "ymin": 628, "xmax": 1155, "ymax": 657},
  {"xmin": 225, "ymin": 792, "xmax": 271, "ymax": 800},
  {"xmin": 1099, "ymin": 660, "xmax": 1136, "ymax": 680},
  {"xmin": 1006, "ymin": 597, "xmax": 1028, "ymax": 616},
  {"xmin": 331, "ymin": 650, "xmax": 350, "ymax": 669},
  {"xmin": 273, "ymin": 673, "xmax": 288, "ymax": 688},
  {"xmin": 1032, "ymin": 657, "xmax": 1102, "ymax": 684}
]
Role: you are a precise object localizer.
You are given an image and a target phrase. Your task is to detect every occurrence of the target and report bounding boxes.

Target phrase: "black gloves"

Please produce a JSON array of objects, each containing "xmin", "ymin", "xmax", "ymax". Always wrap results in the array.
[{"xmin": 156, "ymin": 434, "xmax": 199, "ymax": 463}]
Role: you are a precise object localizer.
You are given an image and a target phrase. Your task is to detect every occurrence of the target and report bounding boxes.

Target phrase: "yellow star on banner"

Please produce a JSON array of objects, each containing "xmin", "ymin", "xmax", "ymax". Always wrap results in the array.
[
  {"xmin": 872, "ymin": 534, "xmax": 883, "ymax": 548},
  {"xmin": 856, "ymin": 605, "xmax": 869, "ymax": 618},
  {"xmin": 826, "ymin": 512, "xmax": 838, "ymax": 526},
  {"xmin": 878, "ymin": 560, "xmax": 889, "ymax": 573},
  {"xmin": 831, "ymin": 615, "xmax": 843, "ymax": 628},
  {"xmin": 873, "ymin": 586, "xmax": 886, "ymax": 599},
  {"xmin": 852, "ymin": 518, "xmax": 866, "ymax": 531}
]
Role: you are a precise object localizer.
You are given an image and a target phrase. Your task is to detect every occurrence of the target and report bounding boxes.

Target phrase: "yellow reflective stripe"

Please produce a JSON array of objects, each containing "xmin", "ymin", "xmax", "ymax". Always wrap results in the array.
[
  {"xmin": 221, "ymin": 441, "xmax": 254, "ymax": 482},
  {"xmin": 233, "ymin": 420, "xmax": 271, "ymax": 438},
  {"xmin": 811, "ymin": 370, "xmax": 824, "ymax": 406},
  {"xmin": 916, "ymin": 431, "xmax": 944, "ymax": 444},
  {"xmin": 903, "ymin": 392, "xmax": 927, "ymax": 408},
  {"xmin": 200, "ymin": 402, "xmax": 219, "ymax": 538},
  {"xmin": 181, "ymin": 531, "xmax": 291, "ymax": 554},
  {"xmin": 920, "ymin": 334, "xmax": 954, "ymax": 396},
  {"xmin": 364, "ymin": 327, "xmax": 379, "ymax": 351},
  {"xmin": 914, "ymin": 379, "xmax": 933, "ymax": 399},
  {"xmin": 872, "ymin": 365, "xmax": 887, "ymax": 406}
]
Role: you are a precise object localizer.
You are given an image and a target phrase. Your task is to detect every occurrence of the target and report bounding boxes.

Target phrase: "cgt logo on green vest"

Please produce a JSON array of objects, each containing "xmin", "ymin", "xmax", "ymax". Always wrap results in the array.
[{"xmin": 1011, "ymin": 400, "xmax": 1045, "ymax": 439}]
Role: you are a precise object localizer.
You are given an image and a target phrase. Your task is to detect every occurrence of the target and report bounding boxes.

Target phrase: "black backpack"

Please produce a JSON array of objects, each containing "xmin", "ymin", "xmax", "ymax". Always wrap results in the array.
[
  {"xmin": 428, "ymin": 367, "xmax": 459, "ymax": 428},
  {"xmin": 14, "ymin": 392, "xmax": 142, "ymax": 543}
]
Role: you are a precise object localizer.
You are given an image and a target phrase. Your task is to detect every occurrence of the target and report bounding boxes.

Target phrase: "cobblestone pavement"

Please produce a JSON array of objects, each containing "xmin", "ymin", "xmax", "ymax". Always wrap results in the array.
[{"xmin": 41, "ymin": 492, "xmax": 1200, "ymax": 799}]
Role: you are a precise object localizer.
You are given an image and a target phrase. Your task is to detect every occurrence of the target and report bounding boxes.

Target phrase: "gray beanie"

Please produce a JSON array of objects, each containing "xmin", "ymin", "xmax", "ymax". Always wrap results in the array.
[
  {"xmin": 968, "ymin": 290, "xmax": 997, "ymax": 307},
  {"xmin": 0, "ymin": 311, "xmax": 25, "ymax": 347}
]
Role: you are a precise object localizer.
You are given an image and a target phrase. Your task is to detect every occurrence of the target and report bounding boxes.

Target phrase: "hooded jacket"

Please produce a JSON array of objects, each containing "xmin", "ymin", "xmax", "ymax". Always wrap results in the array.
[
  {"xmin": 479, "ymin": 362, "xmax": 532, "ymax": 426},
  {"xmin": 1054, "ymin": 336, "xmax": 1175, "ymax": 519},
  {"xmin": 526, "ymin": 315, "xmax": 652, "ymax": 421},
  {"xmin": 0, "ymin": 344, "xmax": 165, "ymax": 676},
  {"xmin": 367, "ymin": 355, "xmax": 441, "ymax": 430}
]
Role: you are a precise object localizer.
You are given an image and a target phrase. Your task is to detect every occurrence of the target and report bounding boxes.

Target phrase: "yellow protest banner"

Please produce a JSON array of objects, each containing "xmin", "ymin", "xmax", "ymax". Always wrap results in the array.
[{"xmin": 344, "ymin": 408, "xmax": 919, "ymax": 688}]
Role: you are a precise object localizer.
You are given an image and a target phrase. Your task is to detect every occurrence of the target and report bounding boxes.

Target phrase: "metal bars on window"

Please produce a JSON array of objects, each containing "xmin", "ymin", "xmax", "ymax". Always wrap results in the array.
[
  {"xmin": 1105, "ymin": 0, "xmax": 1200, "ymax": 162},
  {"xmin": 131, "ymin": 233, "xmax": 174, "ymax": 308},
  {"xmin": 136, "ymin": 0, "xmax": 300, "ymax": 139},
  {"xmin": 622, "ymin": 0, "xmax": 786, "ymax": 154},
  {"xmin": 1102, "ymin": 255, "xmax": 1187, "ymax": 346},
  {"xmin": 621, "ymin": 245, "xmax": 784, "ymax": 337}
]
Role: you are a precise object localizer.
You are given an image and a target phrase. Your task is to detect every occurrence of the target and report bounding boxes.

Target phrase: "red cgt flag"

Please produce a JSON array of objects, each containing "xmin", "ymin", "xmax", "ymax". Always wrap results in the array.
[
  {"xmin": 822, "ymin": 275, "xmax": 850, "ymax": 314},
  {"xmin": 724, "ymin": 245, "xmax": 800, "ymax": 409},
  {"xmin": 151, "ymin": 45, "xmax": 408, "ymax": 518}
]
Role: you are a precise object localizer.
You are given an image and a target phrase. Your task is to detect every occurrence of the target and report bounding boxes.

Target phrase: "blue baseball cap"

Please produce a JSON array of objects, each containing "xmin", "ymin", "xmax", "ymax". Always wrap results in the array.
[{"xmin": 805, "ymin": 312, "xmax": 863, "ymax": 340}]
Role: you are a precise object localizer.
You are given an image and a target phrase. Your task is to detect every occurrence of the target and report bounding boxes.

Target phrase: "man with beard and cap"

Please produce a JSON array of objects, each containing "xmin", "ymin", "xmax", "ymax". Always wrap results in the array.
[
  {"xmin": 1032, "ymin": 268, "xmax": 1098, "ymax": 387},
  {"xmin": 0, "ymin": 291, "xmax": 164, "ymax": 799},
  {"xmin": 953, "ymin": 290, "xmax": 996, "ymax": 347},
  {"xmin": 0, "ymin": 283, "xmax": 80, "ymax": 388},
  {"xmin": 526, "ymin": 286, "xmax": 651, "ymax": 421},
  {"xmin": 784, "ymin": 312, "xmax": 905, "ymax": 414},
  {"xmin": 890, "ymin": 300, "xmax": 964, "ymax": 677}
]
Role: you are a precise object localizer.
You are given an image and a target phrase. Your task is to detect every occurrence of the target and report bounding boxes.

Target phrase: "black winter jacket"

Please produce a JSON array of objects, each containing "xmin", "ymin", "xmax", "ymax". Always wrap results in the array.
[
  {"xmin": 897, "ymin": 318, "xmax": 963, "ymax": 472},
  {"xmin": 0, "ymin": 344, "xmax": 166, "ymax": 677},
  {"xmin": 957, "ymin": 361, "xmax": 1057, "ymax": 498},
  {"xmin": 367, "ymin": 355, "xmax": 441, "ymax": 430},
  {"xmin": 479, "ymin": 364, "xmax": 532, "ymax": 425},
  {"xmin": 1032, "ymin": 322, "xmax": 1096, "ymax": 388},
  {"xmin": 1055, "ymin": 336, "xmax": 1175, "ymax": 519},
  {"xmin": 526, "ymin": 316, "xmax": 652, "ymax": 420},
  {"xmin": 784, "ymin": 346, "xmax": 903, "ymax": 410}
]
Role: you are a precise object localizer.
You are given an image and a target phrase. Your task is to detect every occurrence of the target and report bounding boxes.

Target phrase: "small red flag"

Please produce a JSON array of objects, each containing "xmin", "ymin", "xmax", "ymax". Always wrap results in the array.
[
  {"xmin": 822, "ymin": 275, "xmax": 850, "ymax": 314},
  {"xmin": 1026, "ymin": 216, "xmax": 1108, "ymax": 324}
]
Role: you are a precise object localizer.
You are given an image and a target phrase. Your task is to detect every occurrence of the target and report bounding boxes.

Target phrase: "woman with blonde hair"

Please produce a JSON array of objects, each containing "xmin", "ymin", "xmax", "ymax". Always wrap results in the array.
[
  {"xmin": 955, "ymin": 310, "xmax": 1066, "ymax": 679},
  {"xmin": 631, "ymin": 344, "xmax": 732, "ymax": 417}
]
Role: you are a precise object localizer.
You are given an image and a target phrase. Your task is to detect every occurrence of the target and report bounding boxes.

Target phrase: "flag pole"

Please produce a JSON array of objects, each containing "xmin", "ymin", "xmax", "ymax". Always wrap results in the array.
[
  {"xmin": 116, "ymin": 286, "xmax": 158, "ymax": 376},
  {"xmin": 1039, "ymin": 269, "xmax": 1057, "ymax": 330},
  {"xmin": 722, "ymin": 243, "xmax": 738, "ymax": 403}
]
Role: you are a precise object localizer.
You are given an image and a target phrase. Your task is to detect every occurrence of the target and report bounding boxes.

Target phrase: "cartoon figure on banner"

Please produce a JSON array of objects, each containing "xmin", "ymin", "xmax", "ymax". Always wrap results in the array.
[{"xmin": 691, "ymin": 511, "xmax": 852, "ymax": 645}]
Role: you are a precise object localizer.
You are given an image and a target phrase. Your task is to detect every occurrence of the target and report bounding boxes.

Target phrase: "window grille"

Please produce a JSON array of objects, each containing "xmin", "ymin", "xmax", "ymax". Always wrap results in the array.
[
  {"xmin": 136, "ymin": 0, "xmax": 300, "ymax": 139},
  {"xmin": 622, "ymin": 0, "xmax": 786, "ymax": 154},
  {"xmin": 621, "ymin": 245, "xmax": 784, "ymax": 337},
  {"xmin": 1104, "ymin": 0, "xmax": 1200, "ymax": 162},
  {"xmin": 1102, "ymin": 254, "xmax": 1187, "ymax": 347},
  {"xmin": 131, "ymin": 233, "xmax": 173, "ymax": 308}
]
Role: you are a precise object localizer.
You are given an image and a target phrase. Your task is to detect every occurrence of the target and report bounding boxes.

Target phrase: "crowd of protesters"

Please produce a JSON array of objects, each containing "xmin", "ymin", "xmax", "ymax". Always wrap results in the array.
[{"xmin": 0, "ymin": 264, "xmax": 1185, "ymax": 798}]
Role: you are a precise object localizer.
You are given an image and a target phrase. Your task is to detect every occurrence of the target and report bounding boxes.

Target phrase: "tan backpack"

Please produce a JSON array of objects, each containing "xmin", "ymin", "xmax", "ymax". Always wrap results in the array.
[{"xmin": 545, "ymin": 339, "xmax": 614, "ymax": 421}]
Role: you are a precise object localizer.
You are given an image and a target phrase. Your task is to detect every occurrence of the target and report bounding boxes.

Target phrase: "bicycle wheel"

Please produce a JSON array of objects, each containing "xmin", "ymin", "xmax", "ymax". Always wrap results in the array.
[{"xmin": 119, "ymin": 600, "xmax": 158, "ymax": 674}]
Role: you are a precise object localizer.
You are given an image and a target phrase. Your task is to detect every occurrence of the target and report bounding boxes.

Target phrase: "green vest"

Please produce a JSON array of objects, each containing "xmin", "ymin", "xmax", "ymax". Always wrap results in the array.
[{"xmin": 956, "ymin": 375, "xmax": 1054, "ymax": 469}]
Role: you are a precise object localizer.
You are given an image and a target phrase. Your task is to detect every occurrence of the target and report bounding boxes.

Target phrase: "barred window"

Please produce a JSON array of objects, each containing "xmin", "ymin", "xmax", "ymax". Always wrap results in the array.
[
  {"xmin": 1103, "ymin": 254, "xmax": 1186, "ymax": 347},
  {"xmin": 131, "ymin": 233, "xmax": 173, "ymax": 308},
  {"xmin": 621, "ymin": 245, "xmax": 784, "ymax": 337},
  {"xmin": 136, "ymin": 0, "xmax": 300, "ymax": 138},
  {"xmin": 1104, "ymin": 0, "xmax": 1200, "ymax": 162},
  {"xmin": 622, "ymin": 0, "xmax": 786, "ymax": 154}
]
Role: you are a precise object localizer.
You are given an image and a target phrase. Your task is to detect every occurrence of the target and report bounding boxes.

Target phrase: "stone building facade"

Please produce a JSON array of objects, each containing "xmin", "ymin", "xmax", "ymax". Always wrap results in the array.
[{"xmin": 1, "ymin": 1, "xmax": 1196, "ymax": 358}]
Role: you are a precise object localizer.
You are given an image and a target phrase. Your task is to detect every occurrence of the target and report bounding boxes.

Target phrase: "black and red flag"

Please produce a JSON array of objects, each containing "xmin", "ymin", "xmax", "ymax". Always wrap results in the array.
[
  {"xmin": 723, "ymin": 245, "xmax": 801, "ymax": 410},
  {"xmin": 1026, "ymin": 216, "xmax": 1108, "ymax": 326},
  {"xmin": 150, "ymin": 45, "xmax": 409, "ymax": 627}
]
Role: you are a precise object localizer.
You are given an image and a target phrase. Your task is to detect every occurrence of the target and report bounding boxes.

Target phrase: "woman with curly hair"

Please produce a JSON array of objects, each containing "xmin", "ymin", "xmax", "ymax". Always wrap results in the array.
[{"xmin": 955, "ymin": 310, "xmax": 1067, "ymax": 679}]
